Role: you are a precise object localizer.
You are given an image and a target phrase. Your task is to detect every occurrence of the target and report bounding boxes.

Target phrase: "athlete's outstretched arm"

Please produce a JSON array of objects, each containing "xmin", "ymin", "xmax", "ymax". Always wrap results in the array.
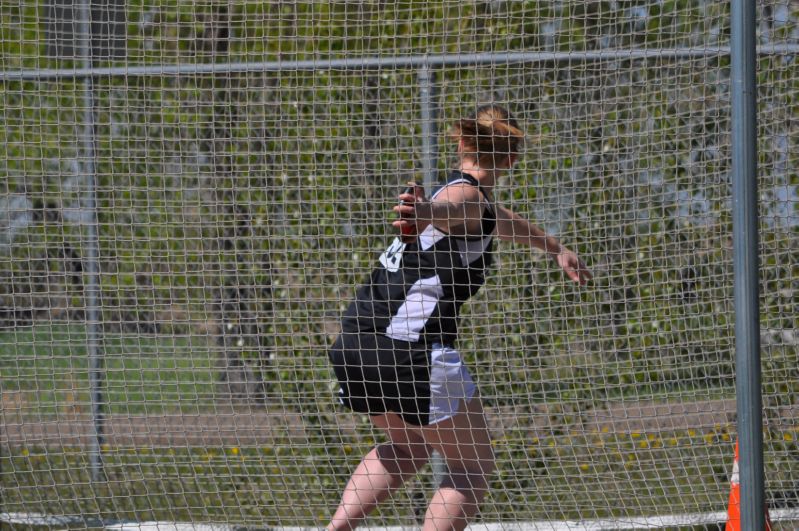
[{"xmin": 496, "ymin": 205, "xmax": 593, "ymax": 285}]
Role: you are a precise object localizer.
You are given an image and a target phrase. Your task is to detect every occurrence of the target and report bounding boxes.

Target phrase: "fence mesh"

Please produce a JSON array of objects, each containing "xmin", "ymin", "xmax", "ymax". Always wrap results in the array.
[{"xmin": 1, "ymin": 1, "xmax": 798, "ymax": 528}]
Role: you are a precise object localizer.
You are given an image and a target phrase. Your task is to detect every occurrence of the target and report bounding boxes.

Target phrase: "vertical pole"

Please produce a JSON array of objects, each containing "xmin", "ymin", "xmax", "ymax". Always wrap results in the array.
[
  {"xmin": 731, "ymin": 0, "xmax": 765, "ymax": 526},
  {"xmin": 78, "ymin": 0, "xmax": 105, "ymax": 482},
  {"xmin": 418, "ymin": 63, "xmax": 439, "ymax": 193},
  {"xmin": 417, "ymin": 64, "xmax": 448, "ymax": 487}
]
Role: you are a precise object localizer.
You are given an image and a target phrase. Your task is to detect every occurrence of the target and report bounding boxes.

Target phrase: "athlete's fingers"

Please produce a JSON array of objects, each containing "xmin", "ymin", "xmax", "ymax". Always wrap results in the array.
[
  {"xmin": 578, "ymin": 265, "xmax": 593, "ymax": 283},
  {"xmin": 556, "ymin": 252, "xmax": 592, "ymax": 286},
  {"xmin": 412, "ymin": 183, "xmax": 427, "ymax": 201},
  {"xmin": 573, "ymin": 257, "xmax": 593, "ymax": 283},
  {"xmin": 402, "ymin": 182, "xmax": 427, "ymax": 202},
  {"xmin": 392, "ymin": 218, "xmax": 416, "ymax": 228},
  {"xmin": 570, "ymin": 267, "xmax": 592, "ymax": 285},
  {"xmin": 398, "ymin": 193, "xmax": 417, "ymax": 204},
  {"xmin": 393, "ymin": 204, "xmax": 416, "ymax": 216}
]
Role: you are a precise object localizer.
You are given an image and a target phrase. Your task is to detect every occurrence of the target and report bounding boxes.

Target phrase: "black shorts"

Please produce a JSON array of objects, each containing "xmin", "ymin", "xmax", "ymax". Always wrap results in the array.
[{"xmin": 328, "ymin": 331, "xmax": 476, "ymax": 426}]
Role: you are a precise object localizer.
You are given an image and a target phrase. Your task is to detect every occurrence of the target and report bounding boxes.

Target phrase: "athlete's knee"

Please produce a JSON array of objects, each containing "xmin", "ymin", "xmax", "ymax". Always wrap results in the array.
[
  {"xmin": 454, "ymin": 444, "xmax": 496, "ymax": 478},
  {"xmin": 441, "ymin": 453, "xmax": 495, "ymax": 500}
]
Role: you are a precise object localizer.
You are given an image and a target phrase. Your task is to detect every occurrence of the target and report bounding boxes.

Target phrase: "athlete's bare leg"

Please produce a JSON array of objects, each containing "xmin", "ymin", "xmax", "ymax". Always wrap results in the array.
[
  {"xmin": 420, "ymin": 396, "xmax": 495, "ymax": 531},
  {"xmin": 327, "ymin": 398, "xmax": 493, "ymax": 531},
  {"xmin": 327, "ymin": 413, "xmax": 431, "ymax": 531}
]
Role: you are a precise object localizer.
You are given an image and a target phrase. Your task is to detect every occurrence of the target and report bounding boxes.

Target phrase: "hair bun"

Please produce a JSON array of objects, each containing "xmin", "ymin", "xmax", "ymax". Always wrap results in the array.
[{"xmin": 451, "ymin": 105, "xmax": 525, "ymax": 162}]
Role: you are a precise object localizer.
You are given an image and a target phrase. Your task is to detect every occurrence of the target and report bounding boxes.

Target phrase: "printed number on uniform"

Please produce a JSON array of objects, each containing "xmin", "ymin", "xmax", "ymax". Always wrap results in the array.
[{"xmin": 379, "ymin": 237, "xmax": 406, "ymax": 273}]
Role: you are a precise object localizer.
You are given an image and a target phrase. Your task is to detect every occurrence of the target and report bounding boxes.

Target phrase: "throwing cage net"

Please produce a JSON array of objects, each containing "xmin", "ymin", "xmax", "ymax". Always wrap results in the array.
[{"xmin": 1, "ymin": 1, "xmax": 797, "ymax": 528}]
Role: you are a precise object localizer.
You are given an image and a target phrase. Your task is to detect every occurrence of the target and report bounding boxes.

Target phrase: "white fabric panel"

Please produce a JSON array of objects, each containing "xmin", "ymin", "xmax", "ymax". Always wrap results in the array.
[{"xmin": 384, "ymin": 275, "xmax": 444, "ymax": 342}]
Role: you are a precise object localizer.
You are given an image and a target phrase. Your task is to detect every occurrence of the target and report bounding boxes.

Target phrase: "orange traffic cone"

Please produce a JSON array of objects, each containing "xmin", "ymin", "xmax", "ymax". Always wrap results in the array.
[{"xmin": 725, "ymin": 440, "xmax": 772, "ymax": 531}]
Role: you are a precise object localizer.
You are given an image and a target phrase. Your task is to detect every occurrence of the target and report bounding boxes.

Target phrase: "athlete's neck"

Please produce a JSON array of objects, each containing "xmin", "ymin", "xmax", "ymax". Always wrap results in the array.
[{"xmin": 457, "ymin": 160, "xmax": 498, "ymax": 193}]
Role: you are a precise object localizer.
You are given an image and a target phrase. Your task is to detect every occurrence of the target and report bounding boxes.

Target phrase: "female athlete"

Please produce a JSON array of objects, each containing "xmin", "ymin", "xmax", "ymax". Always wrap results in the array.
[{"xmin": 327, "ymin": 104, "xmax": 592, "ymax": 531}]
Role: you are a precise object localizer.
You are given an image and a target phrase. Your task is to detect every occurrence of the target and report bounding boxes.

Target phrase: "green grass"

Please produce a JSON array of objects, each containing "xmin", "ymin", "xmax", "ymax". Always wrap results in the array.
[
  {"xmin": 0, "ymin": 444, "xmax": 361, "ymax": 526},
  {"xmin": 0, "ymin": 323, "xmax": 217, "ymax": 415}
]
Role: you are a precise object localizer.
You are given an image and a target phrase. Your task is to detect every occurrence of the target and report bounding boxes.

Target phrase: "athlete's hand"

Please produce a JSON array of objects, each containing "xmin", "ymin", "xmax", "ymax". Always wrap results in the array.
[
  {"xmin": 392, "ymin": 182, "xmax": 429, "ymax": 233},
  {"xmin": 553, "ymin": 249, "xmax": 593, "ymax": 286}
]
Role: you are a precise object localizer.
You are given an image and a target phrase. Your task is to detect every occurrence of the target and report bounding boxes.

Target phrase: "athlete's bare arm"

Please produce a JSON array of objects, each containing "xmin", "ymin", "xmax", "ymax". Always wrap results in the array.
[
  {"xmin": 495, "ymin": 205, "xmax": 593, "ymax": 285},
  {"xmin": 393, "ymin": 182, "xmax": 485, "ymax": 235},
  {"xmin": 495, "ymin": 205, "xmax": 561, "ymax": 251}
]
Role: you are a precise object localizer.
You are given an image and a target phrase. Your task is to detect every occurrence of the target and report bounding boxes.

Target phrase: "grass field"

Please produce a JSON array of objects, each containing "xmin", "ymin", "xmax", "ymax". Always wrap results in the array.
[{"xmin": 1, "ymin": 323, "xmax": 217, "ymax": 416}]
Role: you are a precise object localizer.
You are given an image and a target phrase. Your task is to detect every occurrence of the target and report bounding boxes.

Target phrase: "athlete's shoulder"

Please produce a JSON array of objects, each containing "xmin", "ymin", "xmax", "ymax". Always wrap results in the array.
[{"xmin": 432, "ymin": 171, "xmax": 482, "ymax": 202}]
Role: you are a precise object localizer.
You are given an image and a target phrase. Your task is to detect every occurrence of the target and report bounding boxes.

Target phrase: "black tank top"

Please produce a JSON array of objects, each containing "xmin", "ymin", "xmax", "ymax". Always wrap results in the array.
[{"xmin": 341, "ymin": 171, "xmax": 496, "ymax": 346}]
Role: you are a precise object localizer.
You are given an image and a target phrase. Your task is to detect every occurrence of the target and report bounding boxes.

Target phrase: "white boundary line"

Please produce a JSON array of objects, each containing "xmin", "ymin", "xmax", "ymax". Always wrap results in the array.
[{"xmin": 3, "ymin": 509, "xmax": 799, "ymax": 530}]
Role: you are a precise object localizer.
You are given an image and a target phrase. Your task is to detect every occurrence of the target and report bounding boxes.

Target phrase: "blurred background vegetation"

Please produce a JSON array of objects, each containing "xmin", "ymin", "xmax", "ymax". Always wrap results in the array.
[{"xmin": 0, "ymin": 0, "xmax": 797, "ymax": 527}]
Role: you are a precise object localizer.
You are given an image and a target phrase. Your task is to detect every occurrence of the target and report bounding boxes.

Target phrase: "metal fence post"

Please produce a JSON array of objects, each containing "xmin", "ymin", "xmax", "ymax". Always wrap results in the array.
[
  {"xmin": 78, "ymin": 0, "xmax": 105, "ymax": 483},
  {"xmin": 731, "ymin": 0, "xmax": 766, "ymax": 526},
  {"xmin": 417, "ymin": 63, "xmax": 448, "ymax": 488},
  {"xmin": 418, "ymin": 63, "xmax": 439, "ymax": 193}
]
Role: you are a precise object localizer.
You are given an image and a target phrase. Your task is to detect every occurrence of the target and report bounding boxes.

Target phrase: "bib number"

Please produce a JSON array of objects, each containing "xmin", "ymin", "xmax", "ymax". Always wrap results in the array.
[{"xmin": 379, "ymin": 237, "xmax": 406, "ymax": 273}]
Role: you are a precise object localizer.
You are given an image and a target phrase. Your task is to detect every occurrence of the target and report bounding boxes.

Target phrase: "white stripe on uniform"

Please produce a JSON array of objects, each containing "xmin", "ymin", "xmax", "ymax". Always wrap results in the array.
[{"xmin": 384, "ymin": 275, "xmax": 444, "ymax": 342}]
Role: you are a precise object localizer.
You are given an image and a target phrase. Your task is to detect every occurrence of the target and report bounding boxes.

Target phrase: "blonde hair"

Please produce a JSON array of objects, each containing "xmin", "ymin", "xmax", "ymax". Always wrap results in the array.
[{"xmin": 450, "ymin": 104, "xmax": 525, "ymax": 167}]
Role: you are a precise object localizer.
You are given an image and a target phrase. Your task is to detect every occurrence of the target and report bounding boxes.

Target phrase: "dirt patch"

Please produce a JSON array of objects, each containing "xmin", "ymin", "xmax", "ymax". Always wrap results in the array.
[{"xmin": 5, "ymin": 398, "xmax": 794, "ymax": 449}]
